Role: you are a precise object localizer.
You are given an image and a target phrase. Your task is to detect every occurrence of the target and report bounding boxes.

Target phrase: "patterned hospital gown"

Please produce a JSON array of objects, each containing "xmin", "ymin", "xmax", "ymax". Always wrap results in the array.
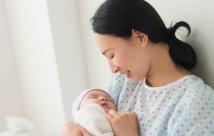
[{"xmin": 107, "ymin": 72, "xmax": 214, "ymax": 136}]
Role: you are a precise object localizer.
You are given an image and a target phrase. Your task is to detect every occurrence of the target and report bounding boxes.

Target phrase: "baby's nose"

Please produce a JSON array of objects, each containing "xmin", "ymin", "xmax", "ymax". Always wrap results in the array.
[{"xmin": 99, "ymin": 96, "xmax": 107, "ymax": 101}]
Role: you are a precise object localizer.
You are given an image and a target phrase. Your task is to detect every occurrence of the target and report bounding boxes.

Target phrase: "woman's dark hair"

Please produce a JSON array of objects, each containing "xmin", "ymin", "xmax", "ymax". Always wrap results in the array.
[{"xmin": 91, "ymin": 0, "xmax": 197, "ymax": 70}]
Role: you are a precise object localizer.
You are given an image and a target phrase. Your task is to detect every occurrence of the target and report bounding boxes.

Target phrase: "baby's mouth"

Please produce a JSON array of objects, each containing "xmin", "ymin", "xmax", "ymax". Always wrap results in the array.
[
  {"xmin": 101, "ymin": 104, "xmax": 109, "ymax": 109},
  {"xmin": 102, "ymin": 105, "xmax": 110, "ymax": 113},
  {"xmin": 101, "ymin": 103, "xmax": 107, "ymax": 107}
]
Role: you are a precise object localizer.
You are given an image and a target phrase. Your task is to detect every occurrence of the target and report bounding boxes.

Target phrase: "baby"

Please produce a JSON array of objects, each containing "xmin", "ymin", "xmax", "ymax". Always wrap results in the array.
[{"xmin": 72, "ymin": 88, "xmax": 116, "ymax": 136}]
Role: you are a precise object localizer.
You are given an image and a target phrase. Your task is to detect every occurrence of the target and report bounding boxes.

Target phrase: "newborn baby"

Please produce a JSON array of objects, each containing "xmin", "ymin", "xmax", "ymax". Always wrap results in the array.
[{"xmin": 72, "ymin": 88, "xmax": 116, "ymax": 136}]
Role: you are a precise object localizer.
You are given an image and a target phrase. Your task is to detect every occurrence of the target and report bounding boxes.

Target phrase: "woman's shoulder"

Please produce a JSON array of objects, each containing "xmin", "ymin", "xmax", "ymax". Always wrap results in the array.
[
  {"xmin": 177, "ymin": 75, "xmax": 213, "ymax": 104},
  {"xmin": 184, "ymin": 75, "xmax": 214, "ymax": 96},
  {"xmin": 167, "ymin": 74, "xmax": 214, "ymax": 117},
  {"xmin": 168, "ymin": 75, "xmax": 214, "ymax": 135},
  {"xmin": 175, "ymin": 75, "xmax": 214, "ymax": 112}
]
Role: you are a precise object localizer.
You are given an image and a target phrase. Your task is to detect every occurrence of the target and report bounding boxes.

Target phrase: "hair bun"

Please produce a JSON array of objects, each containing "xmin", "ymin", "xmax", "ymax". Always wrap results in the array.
[{"xmin": 168, "ymin": 21, "xmax": 191, "ymax": 39}]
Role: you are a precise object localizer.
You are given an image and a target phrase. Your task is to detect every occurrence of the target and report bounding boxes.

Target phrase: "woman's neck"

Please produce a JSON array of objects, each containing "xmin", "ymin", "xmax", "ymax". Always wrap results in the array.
[{"xmin": 146, "ymin": 42, "xmax": 190, "ymax": 87}]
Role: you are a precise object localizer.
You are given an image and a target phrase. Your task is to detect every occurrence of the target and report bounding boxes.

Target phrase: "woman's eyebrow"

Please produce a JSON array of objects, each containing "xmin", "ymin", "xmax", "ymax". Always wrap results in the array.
[{"xmin": 102, "ymin": 48, "xmax": 113, "ymax": 55}]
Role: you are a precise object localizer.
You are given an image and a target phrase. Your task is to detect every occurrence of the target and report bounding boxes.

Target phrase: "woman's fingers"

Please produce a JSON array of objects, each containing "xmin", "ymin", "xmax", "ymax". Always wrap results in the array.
[
  {"xmin": 105, "ymin": 112, "xmax": 139, "ymax": 136},
  {"xmin": 108, "ymin": 109, "xmax": 118, "ymax": 116},
  {"xmin": 106, "ymin": 109, "xmax": 118, "ymax": 121},
  {"xmin": 77, "ymin": 124, "xmax": 92, "ymax": 136},
  {"xmin": 61, "ymin": 122, "xmax": 82, "ymax": 136},
  {"xmin": 61, "ymin": 122, "xmax": 92, "ymax": 136}
]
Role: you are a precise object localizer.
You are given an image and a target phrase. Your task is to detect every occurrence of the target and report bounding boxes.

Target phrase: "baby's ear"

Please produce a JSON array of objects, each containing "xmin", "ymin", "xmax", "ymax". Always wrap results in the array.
[{"xmin": 132, "ymin": 29, "xmax": 148, "ymax": 47}]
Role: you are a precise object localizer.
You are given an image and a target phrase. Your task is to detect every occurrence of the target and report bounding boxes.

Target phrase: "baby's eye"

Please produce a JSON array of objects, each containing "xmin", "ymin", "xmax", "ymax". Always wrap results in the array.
[
  {"xmin": 91, "ymin": 96, "xmax": 97, "ymax": 99},
  {"xmin": 105, "ymin": 97, "xmax": 111, "ymax": 101},
  {"xmin": 88, "ymin": 95, "xmax": 97, "ymax": 99}
]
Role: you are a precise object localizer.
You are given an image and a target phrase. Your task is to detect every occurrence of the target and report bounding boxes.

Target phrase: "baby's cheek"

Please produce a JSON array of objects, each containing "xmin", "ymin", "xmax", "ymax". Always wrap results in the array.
[
  {"xmin": 110, "ymin": 103, "xmax": 117, "ymax": 110},
  {"xmin": 81, "ymin": 100, "xmax": 99, "ymax": 108},
  {"xmin": 88, "ymin": 100, "xmax": 100, "ymax": 105}
]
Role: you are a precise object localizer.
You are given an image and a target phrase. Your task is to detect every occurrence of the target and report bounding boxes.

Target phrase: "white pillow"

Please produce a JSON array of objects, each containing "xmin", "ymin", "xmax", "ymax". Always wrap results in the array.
[{"xmin": 6, "ymin": 116, "xmax": 34, "ymax": 133}]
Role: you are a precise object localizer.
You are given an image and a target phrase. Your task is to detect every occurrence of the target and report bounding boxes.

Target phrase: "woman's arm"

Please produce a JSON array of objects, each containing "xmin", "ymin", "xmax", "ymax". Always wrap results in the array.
[
  {"xmin": 106, "ymin": 110, "xmax": 139, "ymax": 136},
  {"xmin": 61, "ymin": 122, "xmax": 92, "ymax": 136}
]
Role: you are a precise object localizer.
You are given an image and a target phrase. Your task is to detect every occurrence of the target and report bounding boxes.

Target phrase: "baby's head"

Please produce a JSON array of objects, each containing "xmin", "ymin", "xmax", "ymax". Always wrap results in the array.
[{"xmin": 72, "ymin": 88, "xmax": 116, "ymax": 117}]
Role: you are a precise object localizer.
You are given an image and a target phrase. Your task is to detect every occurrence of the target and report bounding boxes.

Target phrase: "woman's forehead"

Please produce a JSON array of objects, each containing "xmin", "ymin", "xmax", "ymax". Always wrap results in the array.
[
  {"xmin": 95, "ymin": 34, "xmax": 131, "ymax": 53},
  {"xmin": 95, "ymin": 33, "xmax": 127, "ymax": 45}
]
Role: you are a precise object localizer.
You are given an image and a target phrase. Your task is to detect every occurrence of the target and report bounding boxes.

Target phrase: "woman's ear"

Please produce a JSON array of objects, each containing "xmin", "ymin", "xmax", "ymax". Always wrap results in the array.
[{"xmin": 132, "ymin": 29, "xmax": 148, "ymax": 47}]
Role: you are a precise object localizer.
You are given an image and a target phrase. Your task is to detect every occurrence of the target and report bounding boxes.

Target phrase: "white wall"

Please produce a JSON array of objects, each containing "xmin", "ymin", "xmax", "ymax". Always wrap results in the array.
[
  {"xmin": 79, "ymin": 0, "xmax": 214, "ymax": 88},
  {"xmin": 1, "ymin": 0, "xmax": 214, "ymax": 135},
  {"xmin": 4, "ymin": 0, "xmax": 65, "ymax": 135},
  {"xmin": 1, "ymin": 0, "xmax": 89, "ymax": 135},
  {"xmin": 78, "ymin": 0, "xmax": 111, "ymax": 90},
  {"xmin": 0, "ymin": 0, "xmax": 89, "ymax": 136},
  {"xmin": 0, "ymin": 0, "xmax": 24, "ymax": 131},
  {"xmin": 146, "ymin": 0, "xmax": 214, "ymax": 87},
  {"xmin": 46, "ymin": 0, "xmax": 88, "ymax": 120}
]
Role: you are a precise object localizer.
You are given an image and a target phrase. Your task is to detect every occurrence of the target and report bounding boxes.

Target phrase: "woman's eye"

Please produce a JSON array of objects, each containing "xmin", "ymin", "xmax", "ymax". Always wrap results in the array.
[{"xmin": 109, "ymin": 54, "xmax": 115, "ymax": 59}]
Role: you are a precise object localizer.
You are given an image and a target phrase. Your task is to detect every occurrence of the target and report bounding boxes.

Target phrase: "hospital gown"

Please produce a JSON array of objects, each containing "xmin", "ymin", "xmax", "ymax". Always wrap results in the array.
[{"xmin": 107, "ymin": 73, "xmax": 214, "ymax": 136}]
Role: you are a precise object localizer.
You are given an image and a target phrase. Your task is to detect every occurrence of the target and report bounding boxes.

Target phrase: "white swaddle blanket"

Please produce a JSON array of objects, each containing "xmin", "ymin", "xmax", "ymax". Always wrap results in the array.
[{"xmin": 74, "ymin": 103, "xmax": 114, "ymax": 136}]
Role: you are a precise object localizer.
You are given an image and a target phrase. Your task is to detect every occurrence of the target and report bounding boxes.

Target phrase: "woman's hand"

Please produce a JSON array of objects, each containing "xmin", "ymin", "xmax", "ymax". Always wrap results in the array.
[
  {"xmin": 61, "ymin": 122, "xmax": 92, "ymax": 136},
  {"xmin": 106, "ymin": 110, "xmax": 139, "ymax": 136}
]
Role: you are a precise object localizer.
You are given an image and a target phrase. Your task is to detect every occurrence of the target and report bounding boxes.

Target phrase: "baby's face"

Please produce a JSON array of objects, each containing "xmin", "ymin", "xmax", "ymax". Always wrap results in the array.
[{"xmin": 79, "ymin": 90, "xmax": 116, "ymax": 113}]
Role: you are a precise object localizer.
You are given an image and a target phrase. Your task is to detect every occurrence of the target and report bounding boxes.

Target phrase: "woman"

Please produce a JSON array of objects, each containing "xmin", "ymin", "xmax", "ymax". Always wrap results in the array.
[{"xmin": 61, "ymin": 0, "xmax": 214, "ymax": 135}]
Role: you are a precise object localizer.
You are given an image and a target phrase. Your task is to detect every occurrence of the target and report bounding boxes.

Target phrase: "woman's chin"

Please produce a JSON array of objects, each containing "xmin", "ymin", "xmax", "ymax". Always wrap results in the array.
[{"xmin": 131, "ymin": 73, "xmax": 146, "ymax": 81}]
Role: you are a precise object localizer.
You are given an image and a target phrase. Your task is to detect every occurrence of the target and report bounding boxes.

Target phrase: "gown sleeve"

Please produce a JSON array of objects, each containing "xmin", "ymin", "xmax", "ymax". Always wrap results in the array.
[{"xmin": 107, "ymin": 72, "xmax": 126, "ymax": 106}]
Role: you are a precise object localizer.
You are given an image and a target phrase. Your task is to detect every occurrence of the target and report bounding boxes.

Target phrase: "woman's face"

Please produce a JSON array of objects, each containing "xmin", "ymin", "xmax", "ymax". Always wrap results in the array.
[
  {"xmin": 79, "ymin": 90, "xmax": 116, "ymax": 113},
  {"xmin": 95, "ymin": 32, "xmax": 151, "ymax": 81}
]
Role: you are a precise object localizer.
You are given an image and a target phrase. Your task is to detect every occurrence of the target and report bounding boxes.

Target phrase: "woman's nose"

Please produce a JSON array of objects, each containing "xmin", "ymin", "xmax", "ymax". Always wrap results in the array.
[{"xmin": 109, "ymin": 62, "xmax": 119, "ymax": 73}]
